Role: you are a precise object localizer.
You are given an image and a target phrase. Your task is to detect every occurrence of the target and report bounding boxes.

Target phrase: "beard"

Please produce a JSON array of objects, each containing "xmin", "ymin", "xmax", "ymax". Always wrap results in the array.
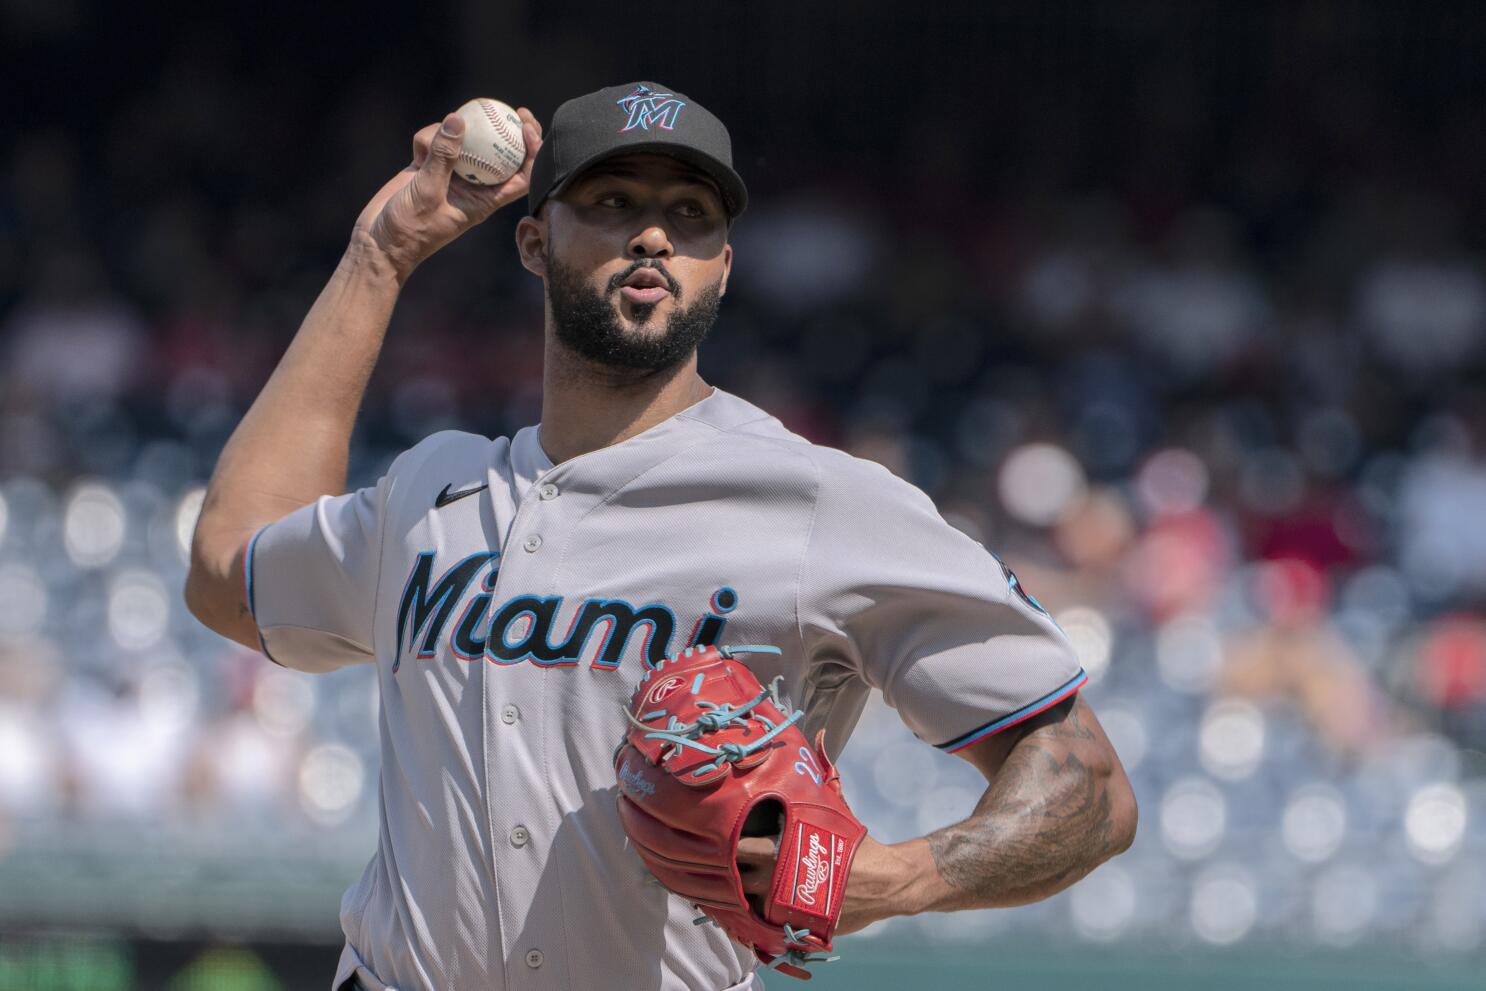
[{"xmin": 546, "ymin": 253, "xmax": 722, "ymax": 374}]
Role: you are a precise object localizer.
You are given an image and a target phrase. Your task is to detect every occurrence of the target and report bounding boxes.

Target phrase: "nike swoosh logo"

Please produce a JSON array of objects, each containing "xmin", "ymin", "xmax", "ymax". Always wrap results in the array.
[{"xmin": 434, "ymin": 482, "xmax": 488, "ymax": 509}]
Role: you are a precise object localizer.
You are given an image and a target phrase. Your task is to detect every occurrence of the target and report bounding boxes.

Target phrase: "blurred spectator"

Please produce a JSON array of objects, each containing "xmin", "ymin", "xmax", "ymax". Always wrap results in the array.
[{"xmin": 1218, "ymin": 559, "xmax": 1387, "ymax": 758}]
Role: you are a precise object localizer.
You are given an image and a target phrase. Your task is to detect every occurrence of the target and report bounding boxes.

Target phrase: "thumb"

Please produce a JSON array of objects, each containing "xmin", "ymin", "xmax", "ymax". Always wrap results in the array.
[{"xmin": 419, "ymin": 113, "xmax": 465, "ymax": 184}]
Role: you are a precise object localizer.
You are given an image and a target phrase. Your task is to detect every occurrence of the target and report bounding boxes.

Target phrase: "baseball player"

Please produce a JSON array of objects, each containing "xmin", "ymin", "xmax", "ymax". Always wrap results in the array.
[{"xmin": 185, "ymin": 82, "xmax": 1137, "ymax": 991}]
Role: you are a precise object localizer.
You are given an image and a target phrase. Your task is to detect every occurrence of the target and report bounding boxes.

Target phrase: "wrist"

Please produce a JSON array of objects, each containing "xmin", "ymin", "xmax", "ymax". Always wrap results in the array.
[
  {"xmin": 344, "ymin": 232, "xmax": 411, "ymax": 290},
  {"xmin": 878, "ymin": 838, "xmax": 934, "ymax": 918},
  {"xmin": 843, "ymin": 836, "xmax": 930, "ymax": 930}
]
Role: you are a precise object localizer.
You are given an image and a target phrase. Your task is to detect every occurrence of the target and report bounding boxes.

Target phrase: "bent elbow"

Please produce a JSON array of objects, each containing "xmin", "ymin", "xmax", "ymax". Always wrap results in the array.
[
  {"xmin": 182, "ymin": 528, "xmax": 252, "ymax": 643},
  {"xmin": 182, "ymin": 571, "xmax": 207, "ymax": 626},
  {"xmin": 1106, "ymin": 766, "xmax": 1139, "ymax": 858},
  {"xmin": 183, "ymin": 565, "xmax": 228, "ymax": 636}
]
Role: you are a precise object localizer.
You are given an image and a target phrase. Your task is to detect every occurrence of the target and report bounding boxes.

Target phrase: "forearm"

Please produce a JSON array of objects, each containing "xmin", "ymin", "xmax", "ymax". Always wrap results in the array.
[
  {"xmin": 922, "ymin": 764, "xmax": 1124, "ymax": 909},
  {"xmin": 852, "ymin": 697, "xmax": 1137, "ymax": 923},
  {"xmin": 188, "ymin": 239, "xmax": 400, "ymax": 593}
]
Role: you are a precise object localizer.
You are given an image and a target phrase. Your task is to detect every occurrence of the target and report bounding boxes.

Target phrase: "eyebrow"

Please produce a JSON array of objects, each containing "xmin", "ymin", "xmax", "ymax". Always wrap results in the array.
[{"xmin": 576, "ymin": 164, "xmax": 721, "ymax": 196}]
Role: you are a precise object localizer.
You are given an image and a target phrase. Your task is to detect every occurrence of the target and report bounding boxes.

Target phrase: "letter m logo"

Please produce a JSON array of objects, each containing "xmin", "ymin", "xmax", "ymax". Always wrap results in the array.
[
  {"xmin": 394, "ymin": 551, "xmax": 496, "ymax": 670},
  {"xmin": 616, "ymin": 85, "xmax": 686, "ymax": 132}
]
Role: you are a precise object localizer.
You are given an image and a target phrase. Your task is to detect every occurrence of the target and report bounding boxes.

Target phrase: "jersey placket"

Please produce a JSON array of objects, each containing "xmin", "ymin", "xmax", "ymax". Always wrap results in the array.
[{"xmin": 481, "ymin": 465, "xmax": 572, "ymax": 991}]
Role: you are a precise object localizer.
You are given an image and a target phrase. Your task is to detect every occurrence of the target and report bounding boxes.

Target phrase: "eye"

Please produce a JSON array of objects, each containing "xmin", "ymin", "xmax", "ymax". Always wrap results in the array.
[
  {"xmin": 675, "ymin": 202, "xmax": 707, "ymax": 219},
  {"xmin": 597, "ymin": 193, "xmax": 631, "ymax": 209}
]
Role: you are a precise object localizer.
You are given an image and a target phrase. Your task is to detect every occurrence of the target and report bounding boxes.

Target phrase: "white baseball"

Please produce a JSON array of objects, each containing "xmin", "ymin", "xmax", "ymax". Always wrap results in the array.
[{"xmin": 454, "ymin": 98, "xmax": 526, "ymax": 186}]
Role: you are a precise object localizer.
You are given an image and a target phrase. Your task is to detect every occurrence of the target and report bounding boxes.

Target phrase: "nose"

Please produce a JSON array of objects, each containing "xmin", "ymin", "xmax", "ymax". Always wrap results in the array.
[{"xmin": 628, "ymin": 225, "xmax": 673, "ymax": 259}]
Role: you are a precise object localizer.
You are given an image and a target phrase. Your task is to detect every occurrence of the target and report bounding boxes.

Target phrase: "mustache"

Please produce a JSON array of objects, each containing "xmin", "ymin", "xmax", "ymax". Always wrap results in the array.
[{"xmin": 608, "ymin": 259, "xmax": 681, "ymax": 297}]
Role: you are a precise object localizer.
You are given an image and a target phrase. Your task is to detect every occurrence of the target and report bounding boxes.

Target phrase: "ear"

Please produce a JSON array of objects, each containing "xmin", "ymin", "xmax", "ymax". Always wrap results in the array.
[
  {"xmin": 718, "ymin": 241, "xmax": 733, "ymax": 298},
  {"xmin": 515, "ymin": 215, "xmax": 547, "ymax": 277}
]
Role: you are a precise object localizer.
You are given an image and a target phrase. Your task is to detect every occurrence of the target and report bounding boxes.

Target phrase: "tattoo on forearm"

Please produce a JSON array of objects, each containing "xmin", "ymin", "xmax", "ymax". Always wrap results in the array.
[{"xmin": 927, "ymin": 695, "xmax": 1118, "ymax": 905}]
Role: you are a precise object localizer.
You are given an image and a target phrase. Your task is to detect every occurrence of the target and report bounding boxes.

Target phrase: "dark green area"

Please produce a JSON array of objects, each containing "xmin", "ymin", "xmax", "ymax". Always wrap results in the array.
[
  {"xmin": 811, "ymin": 940, "xmax": 1486, "ymax": 991},
  {"xmin": 0, "ymin": 936, "xmax": 132, "ymax": 991}
]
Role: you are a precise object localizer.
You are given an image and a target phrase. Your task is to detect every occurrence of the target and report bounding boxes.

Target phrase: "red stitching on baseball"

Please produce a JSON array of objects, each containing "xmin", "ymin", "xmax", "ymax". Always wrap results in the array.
[
  {"xmin": 478, "ymin": 100, "xmax": 519, "ymax": 144},
  {"xmin": 458, "ymin": 150, "xmax": 508, "ymax": 180}
]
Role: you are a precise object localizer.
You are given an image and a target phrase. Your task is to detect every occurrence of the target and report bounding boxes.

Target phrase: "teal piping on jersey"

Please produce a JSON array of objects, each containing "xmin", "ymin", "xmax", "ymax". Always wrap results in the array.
[
  {"xmin": 937, "ymin": 670, "xmax": 1088, "ymax": 753},
  {"xmin": 243, "ymin": 524, "xmax": 284, "ymax": 667}
]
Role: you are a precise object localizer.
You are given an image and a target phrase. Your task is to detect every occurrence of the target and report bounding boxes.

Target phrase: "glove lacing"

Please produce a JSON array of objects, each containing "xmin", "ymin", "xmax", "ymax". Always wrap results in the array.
[
  {"xmin": 623, "ymin": 646, "xmax": 806, "ymax": 779},
  {"xmin": 762, "ymin": 924, "xmax": 841, "ymax": 973}
]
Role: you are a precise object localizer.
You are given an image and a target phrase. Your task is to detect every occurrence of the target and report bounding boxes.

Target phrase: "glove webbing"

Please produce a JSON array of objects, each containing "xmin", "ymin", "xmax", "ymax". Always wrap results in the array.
[{"xmin": 622, "ymin": 646, "xmax": 803, "ymax": 778}]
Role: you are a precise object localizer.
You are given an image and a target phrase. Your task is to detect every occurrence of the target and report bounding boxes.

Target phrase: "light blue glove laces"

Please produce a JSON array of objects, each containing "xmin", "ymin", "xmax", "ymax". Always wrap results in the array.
[{"xmin": 623, "ymin": 645, "xmax": 805, "ymax": 779}]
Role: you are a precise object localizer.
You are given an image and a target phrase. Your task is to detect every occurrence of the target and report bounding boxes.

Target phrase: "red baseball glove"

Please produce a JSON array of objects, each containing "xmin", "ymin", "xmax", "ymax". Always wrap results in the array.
[{"xmin": 614, "ymin": 644, "xmax": 868, "ymax": 980}]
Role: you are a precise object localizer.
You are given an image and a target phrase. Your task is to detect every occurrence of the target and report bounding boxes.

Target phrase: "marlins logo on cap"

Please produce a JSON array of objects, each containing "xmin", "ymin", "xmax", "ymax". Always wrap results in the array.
[{"xmin": 617, "ymin": 85, "xmax": 686, "ymax": 132}]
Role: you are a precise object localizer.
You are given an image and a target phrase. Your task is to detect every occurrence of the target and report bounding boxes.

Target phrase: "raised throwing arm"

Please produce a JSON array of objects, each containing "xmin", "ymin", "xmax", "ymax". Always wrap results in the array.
[{"xmin": 183, "ymin": 110, "xmax": 541, "ymax": 649}]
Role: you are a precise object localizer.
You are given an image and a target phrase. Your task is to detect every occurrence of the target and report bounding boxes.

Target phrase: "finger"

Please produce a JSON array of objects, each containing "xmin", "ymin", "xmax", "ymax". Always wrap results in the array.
[
  {"xmin": 516, "ymin": 106, "xmax": 543, "ymax": 142},
  {"xmin": 517, "ymin": 122, "xmax": 541, "ymax": 174},
  {"xmin": 740, "ymin": 871, "xmax": 770, "ymax": 895},
  {"xmin": 735, "ymin": 837, "xmax": 776, "ymax": 860},
  {"xmin": 481, "ymin": 121, "xmax": 540, "ymax": 204},
  {"xmin": 410, "ymin": 122, "xmax": 441, "ymax": 169}
]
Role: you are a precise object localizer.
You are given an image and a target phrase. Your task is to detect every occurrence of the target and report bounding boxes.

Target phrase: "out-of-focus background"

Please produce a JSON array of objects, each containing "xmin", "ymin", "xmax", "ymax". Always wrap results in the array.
[{"xmin": 3, "ymin": 2, "xmax": 1486, "ymax": 988}]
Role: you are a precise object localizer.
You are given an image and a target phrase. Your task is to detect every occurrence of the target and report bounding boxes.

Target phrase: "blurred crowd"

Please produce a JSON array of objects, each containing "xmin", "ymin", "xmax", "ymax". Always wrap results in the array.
[{"xmin": 3, "ymin": 0, "xmax": 1486, "ymax": 958}]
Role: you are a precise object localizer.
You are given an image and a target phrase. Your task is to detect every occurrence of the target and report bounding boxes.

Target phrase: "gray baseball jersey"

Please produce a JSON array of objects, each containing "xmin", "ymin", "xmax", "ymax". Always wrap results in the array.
[{"xmin": 244, "ymin": 386, "xmax": 1085, "ymax": 991}]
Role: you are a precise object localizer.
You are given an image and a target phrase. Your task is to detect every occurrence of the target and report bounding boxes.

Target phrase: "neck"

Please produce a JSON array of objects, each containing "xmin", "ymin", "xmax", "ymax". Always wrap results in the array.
[{"xmin": 538, "ymin": 336, "xmax": 713, "ymax": 465}]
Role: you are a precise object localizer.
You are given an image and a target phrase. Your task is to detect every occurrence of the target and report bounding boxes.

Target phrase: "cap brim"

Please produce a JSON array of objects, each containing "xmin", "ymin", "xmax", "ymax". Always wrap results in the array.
[{"xmin": 542, "ymin": 142, "xmax": 748, "ymax": 218}]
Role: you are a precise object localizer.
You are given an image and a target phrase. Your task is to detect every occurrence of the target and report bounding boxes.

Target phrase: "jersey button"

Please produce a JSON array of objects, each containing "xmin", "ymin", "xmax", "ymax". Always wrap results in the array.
[
  {"xmin": 522, "ymin": 534, "xmax": 543, "ymax": 553},
  {"xmin": 501, "ymin": 704, "xmax": 519, "ymax": 725},
  {"xmin": 525, "ymin": 949, "xmax": 544, "ymax": 969},
  {"xmin": 510, "ymin": 825, "xmax": 529, "ymax": 848},
  {"xmin": 538, "ymin": 482, "xmax": 560, "ymax": 501}
]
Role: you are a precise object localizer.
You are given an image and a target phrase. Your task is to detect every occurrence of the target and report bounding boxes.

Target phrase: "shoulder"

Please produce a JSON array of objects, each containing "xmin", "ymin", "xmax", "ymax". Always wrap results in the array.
[
  {"xmin": 380, "ymin": 428, "xmax": 509, "ymax": 507},
  {"xmin": 684, "ymin": 390, "xmax": 931, "ymax": 511}
]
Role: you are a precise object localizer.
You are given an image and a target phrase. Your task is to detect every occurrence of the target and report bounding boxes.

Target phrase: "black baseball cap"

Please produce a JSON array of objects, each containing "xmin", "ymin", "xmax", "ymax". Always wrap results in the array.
[{"xmin": 528, "ymin": 81, "xmax": 747, "ymax": 219}]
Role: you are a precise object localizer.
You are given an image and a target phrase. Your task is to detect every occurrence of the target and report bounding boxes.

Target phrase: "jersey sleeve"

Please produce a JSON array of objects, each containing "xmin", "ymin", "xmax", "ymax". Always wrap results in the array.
[
  {"xmin": 797, "ymin": 455, "xmax": 1086, "ymax": 752},
  {"xmin": 244, "ymin": 465, "xmax": 399, "ymax": 674}
]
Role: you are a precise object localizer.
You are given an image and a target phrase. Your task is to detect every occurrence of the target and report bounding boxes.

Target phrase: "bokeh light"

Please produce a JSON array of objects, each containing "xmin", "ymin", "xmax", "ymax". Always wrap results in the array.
[
  {"xmin": 1311, "ymin": 865, "xmax": 1379, "ymax": 946},
  {"xmin": 1097, "ymin": 705, "xmax": 1149, "ymax": 773},
  {"xmin": 1282, "ymin": 783, "xmax": 1348, "ymax": 863},
  {"xmin": 1155, "ymin": 613, "xmax": 1224, "ymax": 694},
  {"xmin": 0, "ymin": 706, "xmax": 57, "ymax": 815},
  {"xmin": 297, "ymin": 743, "xmax": 364, "ymax": 827},
  {"xmin": 62, "ymin": 481, "xmax": 126, "ymax": 569},
  {"xmin": 1421, "ymin": 862, "xmax": 1486, "ymax": 954},
  {"xmin": 998, "ymin": 443, "xmax": 1086, "ymax": 527},
  {"xmin": 1190, "ymin": 865, "xmax": 1258, "ymax": 945},
  {"xmin": 1404, "ymin": 783, "xmax": 1467, "ymax": 864},
  {"xmin": 253, "ymin": 667, "xmax": 316, "ymax": 740},
  {"xmin": 138, "ymin": 661, "xmax": 200, "ymax": 733},
  {"xmin": 1135, "ymin": 448, "xmax": 1209, "ymax": 516},
  {"xmin": 1069, "ymin": 863, "xmax": 1137, "ymax": 942},
  {"xmin": 1198, "ymin": 699, "xmax": 1266, "ymax": 781},
  {"xmin": 107, "ymin": 569, "xmax": 171, "ymax": 651},
  {"xmin": 1055, "ymin": 606, "xmax": 1113, "ymax": 683},
  {"xmin": 1160, "ymin": 777, "xmax": 1227, "ymax": 860}
]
